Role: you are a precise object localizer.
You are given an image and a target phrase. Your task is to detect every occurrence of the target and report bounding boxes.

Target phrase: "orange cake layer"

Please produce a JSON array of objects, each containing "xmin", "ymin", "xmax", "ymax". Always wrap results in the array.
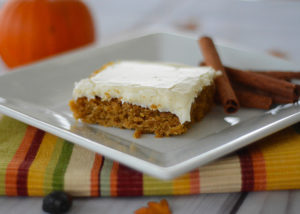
[{"xmin": 69, "ymin": 85, "xmax": 214, "ymax": 137}]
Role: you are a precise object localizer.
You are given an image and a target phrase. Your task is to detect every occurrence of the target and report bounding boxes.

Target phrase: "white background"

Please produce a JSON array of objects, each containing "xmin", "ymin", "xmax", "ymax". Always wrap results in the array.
[{"xmin": 0, "ymin": 0, "xmax": 300, "ymax": 72}]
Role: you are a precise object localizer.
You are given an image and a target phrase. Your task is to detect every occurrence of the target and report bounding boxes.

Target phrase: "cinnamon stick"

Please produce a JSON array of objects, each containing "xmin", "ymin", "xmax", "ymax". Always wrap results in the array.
[
  {"xmin": 256, "ymin": 71, "xmax": 300, "ymax": 102},
  {"xmin": 198, "ymin": 37, "xmax": 239, "ymax": 113},
  {"xmin": 236, "ymin": 84, "xmax": 295, "ymax": 105},
  {"xmin": 216, "ymin": 84, "xmax": 272, "ymax": 109},
  {"xmin": 231, "ymin": 83, "xmax": 273, "ymax": 109},
  {"xmin": 238, "ymin": 83, "xmax": 298, "ymax": 104},
  {"xmin": 296, "ymin": 85, "xmax": 300, "ymax": 97},
  {"xmin": 202, "ymin": 63, "xmax": 300, "ymax": 81},
  {"xmin": 252, "ymin": 71, "xmax": 300, "ymax": 80},
  {"xmin": 271, "ymin": 94, "xmax": 296, "ymax": 104},
  {"xmin": 226, "ymin": 66, "xmax": 300, "ymax": 103},
  {"xmin": 256, "ymin": 72, "xmax": 300, "ymax": 102},
  {"xmin": 225, "ymin": 66, "xmax": 297, "ymax": 100},
  {"xmin": 218, "ymin": 65, "xmax": 300, "ymax": 81},
  {"xmin": 234, "ymin": 88, "xmax": 272, "ymax": 110}
]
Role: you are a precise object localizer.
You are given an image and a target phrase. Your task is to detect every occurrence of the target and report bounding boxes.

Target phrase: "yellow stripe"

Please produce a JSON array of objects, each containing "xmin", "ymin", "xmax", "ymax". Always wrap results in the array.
[
  {"xmin": 27, "ymin": 133, "xmax": 58, "ymax": 196},
  {"xmin": 64, "ymin": 145, "xmax": 95, "ymax": 197},
  {"xmin": 260, "ymin": 129, "xmax": 300, "ymax": 190},
  {"xmin": 143, "ymin": 175, "xmax": 173, "ymax": 196},
  {"xmin": 172, "ymin": 173, "xmax": 190, "ymax": 195},
  {"xmin": 199, "ymin": 156, "xmax": 242, "ymax": 193},
  {"xmin": 43, "ymin": 138, "xmax": 64, "ymax": 195}
]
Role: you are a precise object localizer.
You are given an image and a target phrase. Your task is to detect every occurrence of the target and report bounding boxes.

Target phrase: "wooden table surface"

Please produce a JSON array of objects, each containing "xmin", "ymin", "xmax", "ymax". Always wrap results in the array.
[{"xmin": 0, "ymin": 0, "xmax": 299, "ymax": 213}]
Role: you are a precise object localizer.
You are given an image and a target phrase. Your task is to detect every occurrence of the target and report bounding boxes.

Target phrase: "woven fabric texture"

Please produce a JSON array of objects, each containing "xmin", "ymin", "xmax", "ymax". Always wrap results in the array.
[{"xmin": 1, "ymin": 116, "xmax": 300, "ymax": 197}]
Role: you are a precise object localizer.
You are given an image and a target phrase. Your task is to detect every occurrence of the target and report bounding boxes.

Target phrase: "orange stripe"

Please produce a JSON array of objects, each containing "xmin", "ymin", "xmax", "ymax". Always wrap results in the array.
[
  {"xmin": 173, "ymin": 173, "xmax": 190, "ymax": 195},
  {"xmin": 190, "ymin": 169, "xmax": 200, "ymax": 194},
  {"xmin": 5, "ymin": 126, "xmax": 37, "ymax": 196},
  {"xmin": 250, "ymin": 149, "xmax": 266, "ymax": 191},
  {"xmin": 110, "ymin": 162, "xmax": 119, "ymax": 197},
  {"xmin": 90, "ymin": 154, "xmax": 103, "ymax": 197}
]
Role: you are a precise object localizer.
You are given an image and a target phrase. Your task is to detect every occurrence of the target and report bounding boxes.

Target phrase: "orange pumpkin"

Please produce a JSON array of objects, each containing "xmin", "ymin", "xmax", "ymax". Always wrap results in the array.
[{"xmin": 0, "ymin": 0, "xmax": 95, "ymax": 68}]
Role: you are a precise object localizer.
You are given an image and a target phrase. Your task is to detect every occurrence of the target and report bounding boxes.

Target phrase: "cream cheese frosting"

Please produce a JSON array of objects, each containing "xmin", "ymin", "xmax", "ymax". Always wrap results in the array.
[{"xmin": 72, "ymin": 61, "xmax": 217, "ymax": 124}]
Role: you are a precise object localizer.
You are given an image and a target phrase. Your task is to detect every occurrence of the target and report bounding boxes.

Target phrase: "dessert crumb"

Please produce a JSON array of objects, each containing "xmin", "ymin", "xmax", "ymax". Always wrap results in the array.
[
  {"xmin": 150, "ymin": 104, "xmax": 158, "ymax": 110},
  {"xmin": 104, "ymin": 92, "xmax": 111, "ymax": 98},
  {"xmin": 133, "ymin": 130, "xmax": 142, "ymax": 138}
]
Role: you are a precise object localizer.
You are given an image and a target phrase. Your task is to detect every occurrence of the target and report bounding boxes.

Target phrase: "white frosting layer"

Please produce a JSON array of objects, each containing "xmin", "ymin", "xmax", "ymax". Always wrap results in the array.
[{"xmin": 73, "ymin": 61, "xmax": 216, "ymax": 124}]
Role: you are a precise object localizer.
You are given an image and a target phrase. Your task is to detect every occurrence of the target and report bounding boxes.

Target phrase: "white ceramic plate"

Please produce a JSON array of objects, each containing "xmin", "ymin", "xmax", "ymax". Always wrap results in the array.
[{"xmin": 0, "ymin": 33, "xmax": 300, "ymax": 180}]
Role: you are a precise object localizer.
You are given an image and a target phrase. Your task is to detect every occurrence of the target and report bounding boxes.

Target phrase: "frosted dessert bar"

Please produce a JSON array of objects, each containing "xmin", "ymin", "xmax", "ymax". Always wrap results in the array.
[{"xmin": 69, "ymin": 61, "xmax": 217, "ymax": 137}]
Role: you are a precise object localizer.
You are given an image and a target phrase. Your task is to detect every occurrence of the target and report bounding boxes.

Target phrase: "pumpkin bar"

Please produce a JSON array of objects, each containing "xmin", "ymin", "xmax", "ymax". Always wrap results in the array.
[{"xmin": 69, "ymin": 61, "xmax": 217, "ymax": 137}]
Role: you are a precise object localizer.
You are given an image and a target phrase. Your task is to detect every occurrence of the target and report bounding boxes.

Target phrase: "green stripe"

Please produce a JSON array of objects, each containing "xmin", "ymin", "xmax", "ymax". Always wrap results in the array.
[
  {"xmin": 100, "ymin": 159, "xmax": 114, "ymax": 196},
  {"xmin": 0, "ymin": 116, "xmax": 27, "ymax": 195},
  {"xmin": 143, "ymin": 175, "xmax": 173, "ymax": 196},
  {"xmin": 52, "ymin": 140, "xmax": 74, "ymax": 191},
  {"xmin": 43, "ymin": 138, "xmax": 65, "ymax": 195}
]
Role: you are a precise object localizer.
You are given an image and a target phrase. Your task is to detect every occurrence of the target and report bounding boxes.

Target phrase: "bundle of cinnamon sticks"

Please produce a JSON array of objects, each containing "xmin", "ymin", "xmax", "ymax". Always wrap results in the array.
[{"xmin": 198, "ymin": 36, "xmax": 300, "ymax": 113}]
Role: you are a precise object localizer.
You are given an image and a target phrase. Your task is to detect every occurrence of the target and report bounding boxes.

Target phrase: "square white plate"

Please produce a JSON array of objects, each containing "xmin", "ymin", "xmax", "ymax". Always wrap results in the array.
[{"xmin": 0, "ymin": 33, "xmax": 300, "ymax": 180}]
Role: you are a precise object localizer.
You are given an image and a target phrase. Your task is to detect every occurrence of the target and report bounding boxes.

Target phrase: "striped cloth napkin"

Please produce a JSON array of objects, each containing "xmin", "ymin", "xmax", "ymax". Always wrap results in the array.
[{"xmin": 0, "ymin": 115, "xmax": 300, "ymax": 197}]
